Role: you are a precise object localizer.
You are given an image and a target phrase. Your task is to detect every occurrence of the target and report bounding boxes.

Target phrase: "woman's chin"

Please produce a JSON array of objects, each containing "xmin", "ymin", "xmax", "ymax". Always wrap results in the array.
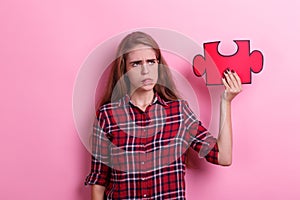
[{"xmin": 134, "ymin": 84, "xmax": 155, "ymax": 92}]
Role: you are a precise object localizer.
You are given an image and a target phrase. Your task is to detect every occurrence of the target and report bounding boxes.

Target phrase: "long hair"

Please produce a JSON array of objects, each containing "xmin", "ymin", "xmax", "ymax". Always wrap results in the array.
[
  {"xmin": 95, "ymin": 31, "xmax": 197, "ymax": 167},
  {"xmin": 98, "ymin": 31, "xmax": 180, "ymax": 107}
]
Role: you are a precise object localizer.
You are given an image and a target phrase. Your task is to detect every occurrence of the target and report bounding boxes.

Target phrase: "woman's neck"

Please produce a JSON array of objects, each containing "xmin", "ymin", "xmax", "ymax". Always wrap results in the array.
[{"xmin": 130, "ymin": 89, "xmax": 154, "ymax": 111}]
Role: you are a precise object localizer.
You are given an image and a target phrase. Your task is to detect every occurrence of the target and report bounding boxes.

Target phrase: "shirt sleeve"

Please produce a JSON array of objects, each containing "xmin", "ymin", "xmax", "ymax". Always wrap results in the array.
[
  {"xmin": 85, "ymin": 108, "xmax": 112, "ymax": 186},
  {"xmin": 182, "ymin": 100, "xmax": 219, "ymax": 165}
]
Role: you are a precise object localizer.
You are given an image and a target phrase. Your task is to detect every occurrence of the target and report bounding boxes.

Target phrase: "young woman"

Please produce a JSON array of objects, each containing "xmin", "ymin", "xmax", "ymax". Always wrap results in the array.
[{"xmin": 85, "ymin": 31, "xmax": 242, "ymax": 199}]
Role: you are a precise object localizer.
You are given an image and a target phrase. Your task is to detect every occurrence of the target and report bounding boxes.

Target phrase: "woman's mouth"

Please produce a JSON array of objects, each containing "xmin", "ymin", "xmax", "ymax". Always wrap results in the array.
[{"xmin": 141, "ymin": 78, "xmax": 154, "ymax": 85}]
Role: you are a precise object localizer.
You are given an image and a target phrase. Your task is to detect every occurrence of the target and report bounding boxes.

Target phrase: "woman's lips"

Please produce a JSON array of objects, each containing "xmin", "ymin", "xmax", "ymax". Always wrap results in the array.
[{"xmin": 141, "ymin": 78, "xmax": 154, "ymax": 85}]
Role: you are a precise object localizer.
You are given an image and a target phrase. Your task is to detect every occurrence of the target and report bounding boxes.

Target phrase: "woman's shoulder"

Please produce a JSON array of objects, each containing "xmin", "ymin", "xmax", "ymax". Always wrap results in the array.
[
  {"xmin": 164, "ymin": 98, "xmax": 189, "ymax": 107},
  {"xmin": 165, "ymin": 98, "xmax": 196, "ymax": 116},
  {"xmin": 162, "ymin": 99, "xmax": 192, "ymax": 116},
  {"xmin": 95, "ymin": 101, "xmax": 120, "ymax": 119},
  {"xmin": 98, "ymin": 101, "xmax": 120, "ymax": 111}
]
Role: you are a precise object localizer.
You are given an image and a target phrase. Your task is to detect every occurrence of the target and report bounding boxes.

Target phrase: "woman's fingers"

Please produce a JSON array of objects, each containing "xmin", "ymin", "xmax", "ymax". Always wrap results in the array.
[
  {"xmin": 222, "ymin": 76, "xmax": 230, "ymax": 90},
  {"xmin": 233, "ymin": 72, "xmax": 242, "ymax": 91},
  {"xmin": 222, "ymin": 69, "xmax": 242, "ymax": 102},
  {"xmin": 223, "ymin": 69, "xmax": 242, "ymax": 92},
  {"xmin": 225, "ymin": 70, "xmax": 238, "ymax": 90}
]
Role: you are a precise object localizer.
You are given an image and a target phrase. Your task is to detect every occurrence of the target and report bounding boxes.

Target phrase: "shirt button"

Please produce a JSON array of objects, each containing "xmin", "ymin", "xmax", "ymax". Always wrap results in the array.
[
  {"xmin": 142, "ymin": 177, "xmax": 145, "ymax": 180},
  {"xmin": 141, "ymin": 161, "xmax": 145, "ymax": 165},
  {"xmin": 143, "ymin": 129, "xmax": 146, "ymax": 132},
  {"xmin": 143, "ymin": 194, "xmax": 147, "ymax": 197}
]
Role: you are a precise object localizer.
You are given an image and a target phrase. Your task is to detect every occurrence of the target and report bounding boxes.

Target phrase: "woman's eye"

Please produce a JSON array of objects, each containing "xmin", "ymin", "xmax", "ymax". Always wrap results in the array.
[
  {"xmin": 130, "ymin": 59, "xmax": 157, "ymax": 67},
  {"xmin": 147, "ymin": 60, "xmax": 157, "ymax": 65},
  {"xmin": 132, "ymin": 62, "xmax": 141, "ymax": 67}
]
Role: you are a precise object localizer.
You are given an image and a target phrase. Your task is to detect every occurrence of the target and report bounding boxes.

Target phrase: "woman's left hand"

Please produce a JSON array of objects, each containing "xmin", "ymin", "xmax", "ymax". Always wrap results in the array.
[{"xmin": 221, "ymin": 69, "xmax": 242, "ymax": 102}]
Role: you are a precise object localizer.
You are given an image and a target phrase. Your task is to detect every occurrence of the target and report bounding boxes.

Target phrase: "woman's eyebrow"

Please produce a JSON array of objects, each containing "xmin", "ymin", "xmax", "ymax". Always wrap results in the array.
[
  {"xmin": 129, "ymin": 60, "xmax": 142, "ymax": 64},
  {"xmin": 129, "ymin": 58, "xmax": 157, "ymax": 63},
  {"xmin": 146, "ymin": 59, "xmax": 157, "ymax": 62}
]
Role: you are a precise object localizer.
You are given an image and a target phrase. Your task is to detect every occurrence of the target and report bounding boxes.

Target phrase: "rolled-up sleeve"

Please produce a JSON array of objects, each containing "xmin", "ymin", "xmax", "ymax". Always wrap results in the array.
[
  {"xmin": 85, "ymin": 156, "xmax": 111, "ymax": 185},
  {"xmin": 204, "ymin": 141, "xmax": 219, "ymax": 164},
  {"xmin": 85, "ymin": 109, "xmax": 111, "ymax": 186},
  {"xmin": 182, "ymin": 100, "xmax": 219, "ymax": 165}
]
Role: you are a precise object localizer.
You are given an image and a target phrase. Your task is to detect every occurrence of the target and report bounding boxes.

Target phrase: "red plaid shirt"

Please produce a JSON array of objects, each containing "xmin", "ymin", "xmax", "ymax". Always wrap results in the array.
[{"xmin": 85, "ymin": 93, "xmax": 219, "ymax": 199}]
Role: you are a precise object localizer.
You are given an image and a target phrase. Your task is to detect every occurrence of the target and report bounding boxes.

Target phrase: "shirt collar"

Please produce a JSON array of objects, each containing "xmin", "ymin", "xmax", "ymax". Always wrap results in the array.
[{"xmin": 118, "ymin": 92, "xmax": 168, "ymax": 107}]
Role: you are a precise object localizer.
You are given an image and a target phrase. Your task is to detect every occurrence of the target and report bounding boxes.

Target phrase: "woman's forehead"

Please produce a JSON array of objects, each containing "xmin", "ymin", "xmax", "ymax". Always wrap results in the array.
[{"xmin": 126, "ymin": 45, "xmax": 157, "ymax": 61}]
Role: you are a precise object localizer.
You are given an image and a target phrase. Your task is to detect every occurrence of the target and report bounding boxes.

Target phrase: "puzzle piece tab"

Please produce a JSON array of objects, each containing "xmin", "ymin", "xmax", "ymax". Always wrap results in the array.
[{"xmin": 193, "ymin": 40, "xmax": 264, "ymax": 85}]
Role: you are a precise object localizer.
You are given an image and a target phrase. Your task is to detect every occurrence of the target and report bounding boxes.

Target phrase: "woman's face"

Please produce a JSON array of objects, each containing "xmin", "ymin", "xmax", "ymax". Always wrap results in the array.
[{"xmin": 125, "ymin": 44, "xmax": 159, "ymax": 93}]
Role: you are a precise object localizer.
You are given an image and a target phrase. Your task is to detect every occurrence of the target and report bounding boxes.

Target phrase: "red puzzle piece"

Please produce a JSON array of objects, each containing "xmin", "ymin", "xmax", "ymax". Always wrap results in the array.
[{"xmin": 193, "ymin": 40, "xmax": 264, "ymax": 85}]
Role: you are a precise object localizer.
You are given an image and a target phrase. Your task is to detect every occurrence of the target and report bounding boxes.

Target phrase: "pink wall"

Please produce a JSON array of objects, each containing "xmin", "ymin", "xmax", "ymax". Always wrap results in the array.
[{"xmin": 1, "ymin": 0, "xmax": 300, "ymax": 199}]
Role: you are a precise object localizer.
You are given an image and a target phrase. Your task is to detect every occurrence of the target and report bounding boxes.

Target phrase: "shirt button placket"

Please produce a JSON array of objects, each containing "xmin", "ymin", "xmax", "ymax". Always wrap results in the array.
[
  {"xmin": 141, "ymin": 161, "xmax": 148, "ymax": 199},
  {"xmin": 141, "ymin": 113, "xmax": 149, "ymax": 199}
]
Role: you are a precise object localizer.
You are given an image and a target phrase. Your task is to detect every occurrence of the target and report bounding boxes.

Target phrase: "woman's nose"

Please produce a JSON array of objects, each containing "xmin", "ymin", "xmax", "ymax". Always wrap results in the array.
[{"xmin": 141, "ymin": 63, "xmax": 149, "ymax": 75}]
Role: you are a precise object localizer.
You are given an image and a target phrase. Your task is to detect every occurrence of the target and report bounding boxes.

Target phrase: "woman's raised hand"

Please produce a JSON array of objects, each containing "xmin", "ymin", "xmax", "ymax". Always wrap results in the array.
[{"xmin": 221, "ymin": 69, "xmax": 242, "ymax": 102}]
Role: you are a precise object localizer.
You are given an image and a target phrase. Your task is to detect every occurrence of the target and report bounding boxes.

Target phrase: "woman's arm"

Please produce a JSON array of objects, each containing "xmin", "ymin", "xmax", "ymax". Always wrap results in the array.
[
  {"xmin": 91, "ymin": 185, "xmax": 105, "ymax": 200},
  {"xmin": 217, "ymin": 69, "xmax": 242, "ymax": 166}
]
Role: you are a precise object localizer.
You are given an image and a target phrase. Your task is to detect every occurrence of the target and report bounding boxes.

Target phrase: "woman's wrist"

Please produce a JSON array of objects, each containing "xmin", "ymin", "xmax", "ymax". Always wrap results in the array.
[{"xmin": 221, "ymin": 93, "xmax": 233, "ymax": 104}]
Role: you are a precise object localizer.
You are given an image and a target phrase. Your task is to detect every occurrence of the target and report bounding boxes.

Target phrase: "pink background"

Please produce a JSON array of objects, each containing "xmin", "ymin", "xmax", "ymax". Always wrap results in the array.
[{"xmin": 1, "ymin": 0, "xmax": 300, "ymax": 199}]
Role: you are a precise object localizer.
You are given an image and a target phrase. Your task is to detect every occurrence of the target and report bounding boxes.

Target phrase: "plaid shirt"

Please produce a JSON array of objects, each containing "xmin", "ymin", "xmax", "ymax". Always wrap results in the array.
[{"xmin": 85, "ymin": 93, "xmax": 219, "ymax": 199}]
